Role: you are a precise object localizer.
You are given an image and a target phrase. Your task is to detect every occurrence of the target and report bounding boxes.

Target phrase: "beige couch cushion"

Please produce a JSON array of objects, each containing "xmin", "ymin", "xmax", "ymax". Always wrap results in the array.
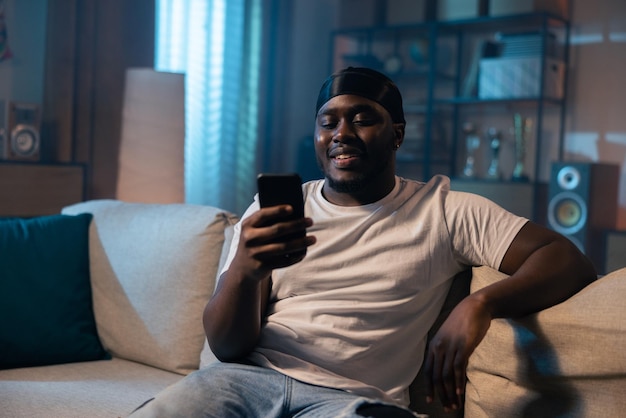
[
  {"xmin": 466, "ymin": 266, "xmax": 626, "ymax": 417},
  {"xmin": 0, "ymin": 358, "xmax": 181, "ymax": 418},
  {"xmin": 200, "ymin": 223, "xmax": 236, "ymax": 368},
  {"xmin": 62, "ymin": 200, "xmax": 237, "ymax": 375}
]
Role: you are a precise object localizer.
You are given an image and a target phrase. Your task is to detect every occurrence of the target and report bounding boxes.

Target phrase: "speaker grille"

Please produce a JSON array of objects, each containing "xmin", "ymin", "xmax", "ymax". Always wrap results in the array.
[
  {"xmin": 10, "ymin": 125, "xmax": 40, "ymax": 157},
  {"xmin": 548, "ymin": 191, "xmax": 587, "ymax": 235},
  {"xmin": 6, "ymin": 102, "xmax": 41, "ymax": 161},
  {"xmin": 556, "ymin": 165, "xmax": 581, "ymax": 190}
]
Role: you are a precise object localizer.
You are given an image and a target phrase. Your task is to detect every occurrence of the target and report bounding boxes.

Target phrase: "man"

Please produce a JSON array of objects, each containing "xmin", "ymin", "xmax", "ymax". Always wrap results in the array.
[{"xmin": 132, "ymin": 67, "xmax": 596, "ymax": 417}]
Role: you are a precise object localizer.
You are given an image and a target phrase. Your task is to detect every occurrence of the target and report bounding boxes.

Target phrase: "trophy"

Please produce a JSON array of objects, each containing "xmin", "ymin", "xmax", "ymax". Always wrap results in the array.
[
  {"xmin": 511, "ymin": 114, "xmax": 531, "ymax": 182},
  {"xmin": 461, "ymin": 122, "xmax": 480, "ymax": 178},
  {"xmin": 485, "ymin": 127, "xmax": 501, "ymax": 180}
]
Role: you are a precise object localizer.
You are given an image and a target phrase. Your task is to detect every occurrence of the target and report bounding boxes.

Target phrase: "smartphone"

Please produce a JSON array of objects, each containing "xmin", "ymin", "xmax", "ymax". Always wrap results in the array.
[
  {"xmin": 257, "ymin": 173, "xmax": 304, "ymax": 219},
  {"xmin": 257, "ymin": 173, "xmax": 306, "ymax": 252}
]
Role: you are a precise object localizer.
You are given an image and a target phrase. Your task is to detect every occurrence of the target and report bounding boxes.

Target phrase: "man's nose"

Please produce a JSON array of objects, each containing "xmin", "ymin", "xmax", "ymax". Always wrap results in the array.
[{"xmin": 332, "ymin": 120, "xmax": 354, "ymax": 142}]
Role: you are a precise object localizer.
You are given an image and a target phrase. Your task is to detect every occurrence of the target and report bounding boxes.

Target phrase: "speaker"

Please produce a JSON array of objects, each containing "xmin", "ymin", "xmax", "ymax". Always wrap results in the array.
[
  {"xmin": 4, "ymin": 102, "xmax": 41, "ymax": 161},
  {"xmin": 605, "ymin": 230, "xmax": 626, "ymax": 273},
  {"xmin": 547, "ymin": 162, "xmax": 620, "ymax": 273}
]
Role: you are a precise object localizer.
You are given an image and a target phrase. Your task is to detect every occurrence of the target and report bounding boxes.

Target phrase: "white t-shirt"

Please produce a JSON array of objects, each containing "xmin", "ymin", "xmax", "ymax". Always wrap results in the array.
[{"xmin": 221, "ymin": 175, "xmax": 527, "ymax": 406}]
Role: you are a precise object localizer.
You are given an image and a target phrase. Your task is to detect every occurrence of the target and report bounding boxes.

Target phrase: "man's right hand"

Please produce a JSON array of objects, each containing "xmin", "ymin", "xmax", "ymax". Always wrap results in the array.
[
  {"xmin": 203, "ymin": 205, "xmax": 315, "ymax": 362},
  {"xmin": 233, "ymin": 204, "xmax": 315, "ymax": 281}
]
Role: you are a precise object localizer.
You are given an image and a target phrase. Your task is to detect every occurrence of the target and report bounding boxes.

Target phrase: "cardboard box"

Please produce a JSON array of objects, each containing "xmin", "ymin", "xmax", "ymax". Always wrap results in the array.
[
  {"xmin": 489, "ymin": 0, "xmax": 570, "ymax": 18},
  {"xmin": 478, "ymin": 56, "xmax": 564, "ymax": 99}
]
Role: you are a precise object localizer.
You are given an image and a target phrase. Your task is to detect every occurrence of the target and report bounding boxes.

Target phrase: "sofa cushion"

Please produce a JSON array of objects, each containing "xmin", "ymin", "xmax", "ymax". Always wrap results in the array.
[
  {"xmin": 0, "ymin": 214, "xmax": 108, "ymax": 369},
  {"xmin": 0, "ymin": 358, "xmax": 182, "ymax": 418},
  {"xmin": 465, "ymin": 266, "xmax": 626, "ymax": 417},
  {"xmin": 199, "ymin": 223, "xmax": 235, "ymax": 369},
  {"xmin": 62, "ymin": 200, "xmax": 238, "ymax": 375}
]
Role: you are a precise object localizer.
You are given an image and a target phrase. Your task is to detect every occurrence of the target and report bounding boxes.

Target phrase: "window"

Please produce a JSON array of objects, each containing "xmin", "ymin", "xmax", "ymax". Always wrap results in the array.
[{"xmin": 155, "ymin": 0, "xmax": 262, "ymax": 214}]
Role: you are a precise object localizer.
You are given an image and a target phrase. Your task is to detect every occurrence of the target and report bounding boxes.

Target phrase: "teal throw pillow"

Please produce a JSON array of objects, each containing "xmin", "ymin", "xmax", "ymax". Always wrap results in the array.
[{"xmin": 0, "ymin": 213, "xmax": 109, "ymax": 369}]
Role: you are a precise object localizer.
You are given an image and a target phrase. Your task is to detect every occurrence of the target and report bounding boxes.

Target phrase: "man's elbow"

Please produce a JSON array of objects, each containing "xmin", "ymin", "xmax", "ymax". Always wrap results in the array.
[
  {"xmin": 556, "ymin": 234, "xmax": 597, "ymax": 286},
  {"xmin": 206, "ymin": 335, "xmax": 256, "ymax": 363}
]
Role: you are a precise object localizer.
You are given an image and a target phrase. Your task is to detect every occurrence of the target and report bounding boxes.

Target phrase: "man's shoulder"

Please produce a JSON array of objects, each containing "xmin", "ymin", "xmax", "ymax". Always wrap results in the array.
[{"xmin": 398, "ymin": 174, "xmax": 451, "ymax": 195}]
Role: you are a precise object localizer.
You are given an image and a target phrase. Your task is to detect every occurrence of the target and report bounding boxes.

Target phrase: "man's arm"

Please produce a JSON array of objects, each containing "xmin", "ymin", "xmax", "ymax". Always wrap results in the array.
[
  {"xmin": 424, "ymin": 221, "xmax": 596, "ymax": 411},
  {"xmin": 203, "ymin": 205, "xmax": 315, "ymax": 362}
]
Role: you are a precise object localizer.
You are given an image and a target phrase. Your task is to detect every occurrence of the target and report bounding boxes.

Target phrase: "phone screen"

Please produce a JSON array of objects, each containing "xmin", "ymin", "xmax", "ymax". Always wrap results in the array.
[
  {"xmin": 257, "ymin": 173, "xmax": 306, "ymax": 251},
  {"xmin": 257, "ymin": 173, "xmax": 304, "ymax": 219}
]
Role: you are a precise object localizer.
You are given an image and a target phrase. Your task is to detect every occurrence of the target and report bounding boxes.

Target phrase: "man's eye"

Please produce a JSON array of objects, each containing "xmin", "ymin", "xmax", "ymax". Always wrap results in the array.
[
  {"xmin": 319, "ymin": 119, "xmax": 337, "ymax": 129},
  {"xmin": 353, "ymin": 118, "xmax": 375, "ymax": 126}
]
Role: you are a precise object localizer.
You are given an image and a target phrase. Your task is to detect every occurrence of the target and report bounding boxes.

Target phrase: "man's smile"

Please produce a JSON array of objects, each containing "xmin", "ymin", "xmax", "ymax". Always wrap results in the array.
[
  {"xmin": 328, "ymin": 147, "xmax": 364, "ymax": 168},
  {"xmin": 332, "ymin": 153, "xmax": 362, "ymax": 168}
]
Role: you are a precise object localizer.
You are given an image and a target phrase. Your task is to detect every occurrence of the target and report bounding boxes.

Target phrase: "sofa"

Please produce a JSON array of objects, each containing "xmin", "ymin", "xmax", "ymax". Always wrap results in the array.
[{"xmin": 1, "ymin": 199, "xmax": 625, "ymax": 418}]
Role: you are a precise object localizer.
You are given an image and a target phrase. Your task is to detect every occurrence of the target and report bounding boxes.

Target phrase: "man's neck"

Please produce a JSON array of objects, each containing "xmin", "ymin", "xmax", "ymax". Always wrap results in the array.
[{"xmin": 322, "ymin": 175, "xmax": 396, "ymax": 206}]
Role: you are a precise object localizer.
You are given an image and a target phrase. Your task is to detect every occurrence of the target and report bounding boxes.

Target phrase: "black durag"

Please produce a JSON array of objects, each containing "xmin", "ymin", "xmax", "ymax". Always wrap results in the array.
[{"xmin": 315, "ymin": 67, "xmax": 405, "ymax": 124}]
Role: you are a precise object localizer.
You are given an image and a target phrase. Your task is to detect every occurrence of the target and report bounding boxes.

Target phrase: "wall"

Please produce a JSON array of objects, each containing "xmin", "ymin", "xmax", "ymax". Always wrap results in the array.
[
  {"xmin": 0, "ymin": 0, "xmax": 47, "ymax": 105},
  {"xmin": 565, "ymin": 0, "xmax": 626, "ymax": 228}
]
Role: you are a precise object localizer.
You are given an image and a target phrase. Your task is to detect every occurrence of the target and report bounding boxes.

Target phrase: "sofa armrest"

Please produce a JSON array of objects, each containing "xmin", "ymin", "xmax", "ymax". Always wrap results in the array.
[{"xmin": 466, "ymin": 266, "xmax": 626, "ymax": 417}]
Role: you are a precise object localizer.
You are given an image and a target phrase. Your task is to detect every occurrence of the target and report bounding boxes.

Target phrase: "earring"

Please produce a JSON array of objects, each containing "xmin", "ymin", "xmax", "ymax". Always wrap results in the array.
[{"xmin": 394, "ymin": 143, "xmax": 400, "ymax": 150}]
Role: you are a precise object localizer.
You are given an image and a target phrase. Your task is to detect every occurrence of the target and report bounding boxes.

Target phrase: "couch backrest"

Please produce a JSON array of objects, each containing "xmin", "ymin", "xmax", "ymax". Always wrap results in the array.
[{"xmin": 62, "ymin": 200, "xmax": 238, "ymax": 375}]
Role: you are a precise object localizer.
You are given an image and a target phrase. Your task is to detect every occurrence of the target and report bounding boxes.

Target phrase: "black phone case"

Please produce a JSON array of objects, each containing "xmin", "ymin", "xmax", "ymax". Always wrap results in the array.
[
  {"xmin": 257, "ymin": 174, "xmax": 306, "ymax": 250},
  {"xmin": 257, "ymin": 173, "xmax": 304, "ymax": 219}
]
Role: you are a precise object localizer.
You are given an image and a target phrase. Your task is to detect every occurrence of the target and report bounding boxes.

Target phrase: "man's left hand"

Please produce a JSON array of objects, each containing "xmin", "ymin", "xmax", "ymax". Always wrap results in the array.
[{"xmin": 422, "ymin": 295, "xmax": 492, "ymax": 411}]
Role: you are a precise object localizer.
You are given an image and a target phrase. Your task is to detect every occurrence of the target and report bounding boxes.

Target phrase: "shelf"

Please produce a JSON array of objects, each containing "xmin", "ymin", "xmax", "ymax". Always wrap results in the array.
[
  {"xmin": 332, "ymin": 12, "xmax": 568, "ymax": 37},
  {"xmin": 435, "ymin": 96, "xmax": 564, "ymax": 106},
  {"xmin": 437, "ymin": 12, "xmax": 568, "ymax": 33},
  {"xmin": 397, "ymin": 154, "xmax": 450, "ymax": 164},
  {"xmin": 332, "ymin": 22, "xmax": 431, "ymax": 36},
  {"xmin": 0, "ymin": 162, "xmax": 86, "ymax": 217},
  {"xmin": 451, "ymin": 177, "xmax": 537, "ymax": 185},
  {"xmin": 329, "ymin": 10, "xmax": 569, "ymax": 186},
  {"xmin": 394, "ymin": 70, "xmax": 457, "ymax": 83}
]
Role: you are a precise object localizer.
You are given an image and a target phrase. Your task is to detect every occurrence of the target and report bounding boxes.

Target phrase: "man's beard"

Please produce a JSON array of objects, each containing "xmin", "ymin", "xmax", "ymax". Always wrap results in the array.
[
  {"xmin": 326, "ymin": 175, "xmax": 369, "ymax": 193},
  {"xmin": 322, "ymin": 156, "xmax": 390, "ymax": 194}
]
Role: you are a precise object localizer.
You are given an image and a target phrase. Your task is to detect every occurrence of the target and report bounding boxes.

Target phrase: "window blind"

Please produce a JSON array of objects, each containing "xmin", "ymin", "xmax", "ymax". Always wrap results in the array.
[{"xmin": 155, "ymin": 0, "xmax": 261, "ymax": 215}]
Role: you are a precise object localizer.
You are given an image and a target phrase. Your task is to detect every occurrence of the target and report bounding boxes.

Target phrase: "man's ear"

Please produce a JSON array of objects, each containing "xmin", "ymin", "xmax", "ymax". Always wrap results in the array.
[{"xmin": 393, "ymin": 123, "xmax": 405, "ymax": 149}]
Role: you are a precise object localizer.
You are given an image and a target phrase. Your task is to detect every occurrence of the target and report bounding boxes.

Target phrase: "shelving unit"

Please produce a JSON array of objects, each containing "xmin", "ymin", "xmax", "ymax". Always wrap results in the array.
[
  {"xmin": 329, "ymin": 11, "xmax": 570, "ymax": 221},
  {"xmin": 0, "ymin": 162, "xmax": 86, "ymax": 217}
]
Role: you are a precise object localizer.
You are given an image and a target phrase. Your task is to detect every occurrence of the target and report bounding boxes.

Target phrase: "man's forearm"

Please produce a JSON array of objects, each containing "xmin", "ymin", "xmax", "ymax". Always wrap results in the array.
[
  {"xmin": 203, "ymin": 270, "xmax": 270, "ymax": 362},
  {"xmin": 476, "ymin": 226, "xmax": 596, "ymax": 319}
]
